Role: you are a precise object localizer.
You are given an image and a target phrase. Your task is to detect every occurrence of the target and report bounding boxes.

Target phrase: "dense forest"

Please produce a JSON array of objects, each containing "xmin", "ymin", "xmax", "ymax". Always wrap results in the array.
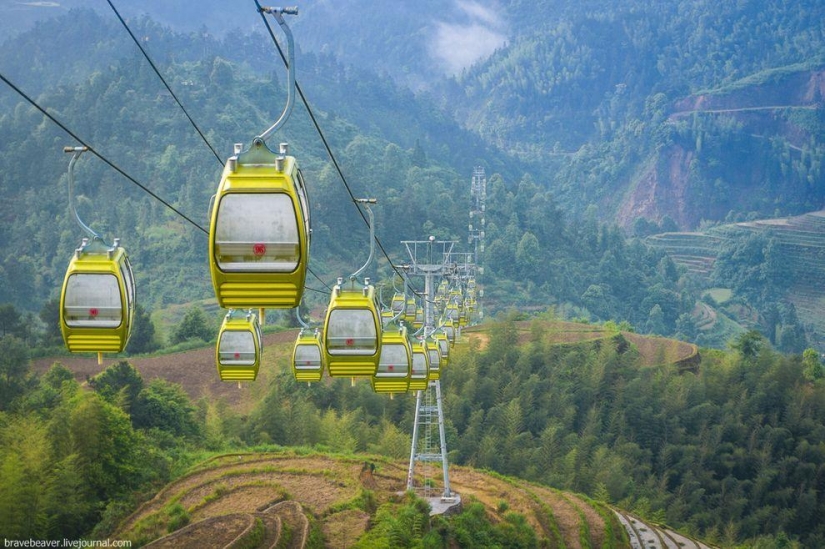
[{"xmin": 2, "ymin": 317, "xmax": 824, "ymax": 547}]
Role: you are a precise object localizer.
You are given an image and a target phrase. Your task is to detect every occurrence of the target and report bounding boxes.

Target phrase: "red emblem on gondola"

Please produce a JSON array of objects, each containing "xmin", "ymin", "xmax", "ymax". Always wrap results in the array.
[
  {"xmin": 345, "ymin": 338, "xmax": 354, "ymax": 346},
  {"xmin": 234, "ymin": 352, "xmax": 240, "ymax": 359},
  {"xmin": 89, "ymin": 308, "xmax": 99, "ymax": 317},
  {"xmin": 388, "ymin": 365, "xmax": 395, "ymax": 371},
  {"xmin": 253, "ymin": 243, "xmax": 266, "ymax": 256}
]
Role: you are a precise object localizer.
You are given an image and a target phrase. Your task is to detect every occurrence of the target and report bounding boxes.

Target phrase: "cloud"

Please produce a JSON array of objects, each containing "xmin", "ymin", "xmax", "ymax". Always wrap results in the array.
[
  {"xmin": 428, "ymin": 1, "xmax": 507, "ymax": 76},
  {"xmin": 455, "ymin": 0, "xmax": 500, "ymax": 26}
]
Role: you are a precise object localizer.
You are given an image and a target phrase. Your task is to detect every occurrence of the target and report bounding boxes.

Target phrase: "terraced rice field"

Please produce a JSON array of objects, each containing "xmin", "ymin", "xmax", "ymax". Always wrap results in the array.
[{"xmin": 113, "ymin": 450, "xmax": 714, "ymax": 548}]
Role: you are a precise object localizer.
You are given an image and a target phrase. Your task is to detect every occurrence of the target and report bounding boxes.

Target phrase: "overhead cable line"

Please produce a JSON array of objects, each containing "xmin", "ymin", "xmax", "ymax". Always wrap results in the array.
[
  {"xmin": 0, "ymin": 71, "xmax": 208, "ymax": 236},
  {"xmin": 253, "ymin": 2, "xmax": 423, "ymax": 297},
  {"xmin": 105, "ymin": 3, "xmax": 332, "ymax": 294},
  {"xmin": 105, "ymin": 0, "xmax": 224, "ymax": 166},
  {"xmin": 0, "ymin": 72, "xmax": 334, "ymax": 298}
]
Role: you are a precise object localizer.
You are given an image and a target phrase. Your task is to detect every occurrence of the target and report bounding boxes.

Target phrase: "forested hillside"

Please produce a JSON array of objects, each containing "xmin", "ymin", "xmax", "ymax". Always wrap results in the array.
[
  {"xmin": 445, "ymin": 0, "xmax": 825, "ymax": 225},
  {"xmin": 2, "ymin": 319, "xmax": 823, "ymax": 546},
  {"xmin": 2, "ymin": 2, "xmax": 824, "ymax": 347}
]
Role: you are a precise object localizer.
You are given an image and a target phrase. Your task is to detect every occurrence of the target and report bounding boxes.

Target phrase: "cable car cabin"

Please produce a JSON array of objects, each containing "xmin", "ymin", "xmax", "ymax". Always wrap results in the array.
[
  {"xmin": 371, "ymin": 326, "xmax": 412, "ymax": 394},
  {"xmin": 323, "ymin": 280, "xmax": 382, "ymax": 377},
  {"xmin": 435, "ymin": 332, "xmax": 450, "ymax": 367},
  {"xmin": 445, "ymin": 303, "xmax": 459, "ymax": 323},
  {"xmin": 209, "ymin": 140, "xmax": 310, "ymax": 309},
  {"xmin": 60, "ymin": 239, "xmax": 135, "ymax": 356},
  {"xmin": 444, "ymin": 321, "xmax": 457, "ymax": 346},
  {"xmin": 390, "ymin": 292, "xmax": 406, "ymax": 320},
  {"xmin": 408, "ymin": 340, "xmax": 430, "ymax": 391},
  {"xmin": 292, "ymin": 329, "xmax": 324, "ymax": 383},
  {"xmin": 427, "ymin": 339, "xmax": 442, "ymax": 381},
  {"xmin": 412, "ymin": 307, "xmax": 425, "ymax": 331},
  {"xmin": 405, "ymin": 298, "xmax": 417, "ymax": 320},
  {"xmin": 437, "ymin": 280, "xmax": 449, "ymax": 298},
  {"xmin": 216, "ymin": 311, "xmax": 262, "ymax": 382},
  {"xmin": 458, "ymin": 306, "xmax": 469, "ymax": 327}
]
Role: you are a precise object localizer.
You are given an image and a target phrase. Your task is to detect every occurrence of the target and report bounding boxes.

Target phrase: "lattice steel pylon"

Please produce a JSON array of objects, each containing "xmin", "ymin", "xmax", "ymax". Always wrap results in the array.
[
  {"xmin": 403, "ymin": 239, "xmax": 458, "ymax": 502},
  {"xmin": 469, "ymin": 166, "xmax": 486, "ymax": 276}
]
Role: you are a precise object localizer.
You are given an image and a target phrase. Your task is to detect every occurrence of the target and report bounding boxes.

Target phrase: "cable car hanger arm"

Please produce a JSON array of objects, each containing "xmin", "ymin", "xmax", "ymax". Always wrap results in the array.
[
  {"xmin": 64, "ymin": 146, "xmax": 106, "ymax": 244},
  {"xmin": 255, "ymin": 4, "xmax": 298, "ymax": 143},
  {"xmin": 351, "ymin": 198, "xmax": 377, "ymax": 282}
]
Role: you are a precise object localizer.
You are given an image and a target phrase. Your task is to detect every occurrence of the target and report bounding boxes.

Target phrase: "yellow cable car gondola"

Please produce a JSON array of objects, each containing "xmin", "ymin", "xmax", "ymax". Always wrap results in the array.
[
  {"xmin": 408, "ymin": 339, "xmax": 430, "ymax": 392},
  {"xmin": 405, "ymin": 297, "xmax": 417, "ymax": 320},
  {"xmin": 390, "ymin": 292, "xmax": 406, "ymax": 321},
  {"xmin": 324, "ymin": 277, "xmax": 382, "ymax": 377},
  {"xmin": 59, "ymin": 147, "xmax": 135, "ymax": 364},
  {"xmin": 444, "ymin": 320, "xmax": 457, "ymax": 347},
  {"xmin": 445, "ymin": 302, "xmax": 459, "ymax": 323},
  {"xmin": 209, "ymin": 143, "xmax": 309, "ymax": 309},
  {"xmin": 323, "ymin": 198, "xmax": 382, "ymax": 378},
  {"xmin": 216, "ymin": 310, "xmax": 262, "ymax": 382},
  {"xmin": 209, "ymin": 8, "xmax": 308, "ymax": 310},
  {"xmin": 371, "ymin": 324, "xmax": 412, "ymax": 394},
  {"xmin": 292, "ymin": 328, "xmax": 324, "ymax": 383},
  {"xmin": 435, "ymin": 331, "xmax": 450, "ymax": 368},
  {"xmin": 426, "ymin": 337, "xmax": 442, "ymax": 381},
  {"xmin": 412, "ymin": 306, "xmax": 424, "ymax": 331},
  {"xmin": 60, "ymin": 239, "xmax": 136, "ymax": 360}
]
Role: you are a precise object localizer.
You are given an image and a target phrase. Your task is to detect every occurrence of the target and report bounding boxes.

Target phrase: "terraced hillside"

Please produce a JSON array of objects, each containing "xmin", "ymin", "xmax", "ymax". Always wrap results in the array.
[
  {"xmin": 112, "ymin": 450, "xmax": 714, "ymax": 548},
  {"xmin": 643, "ymin": 232, "xmax": 726, "ymax": 276},
  {"xmin": 463, "ymin": 321, "xmax": 699, "ymax": 369},
  {"xmin": 646, "ymin": 210, "xmax": 825, "ymax": 344},
  {"xmin": 734, "ymin": 211, "xmax": 825, "ymax": 337}
]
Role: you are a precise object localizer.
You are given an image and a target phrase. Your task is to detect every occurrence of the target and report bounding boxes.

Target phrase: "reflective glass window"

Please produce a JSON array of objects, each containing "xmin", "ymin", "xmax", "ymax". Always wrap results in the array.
[
  {"xmin": 377, "ymin": 344, "xmax": 409, "ymax": 375},
  {"xmin": 215, "ymin": 193, "xmax": 300, "ymax": 272},
  {"xmin": 218, "ymin": 331, "xmax": 256, "ymax": 365},
  {"xmin": 326, "ymin": 309, "xmax": 377, "ymax": 354},
  {"xmin": 294, "ymin": 344, "xmax": 322, "ymax": 370},
  {"xmin": 428, "ymin": 349, "xmax": 441, "ymax": 369},
  {"xmin": 64, "ymin": 274, "xmax": 122, "ymax": 328},
  {"xmin": 411, "ymin": 352, "xmax": 427, "ymax": 378}
]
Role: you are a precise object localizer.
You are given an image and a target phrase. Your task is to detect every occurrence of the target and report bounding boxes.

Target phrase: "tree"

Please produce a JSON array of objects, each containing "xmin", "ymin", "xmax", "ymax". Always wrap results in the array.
[
  {"xmin": 645, "ymin": 304, "xmax": 665, "ymax": 335},
  {"xmin": 91, "ymin": 361, "xmax": 144, "ymax": 413},
  {"xmin": 410, "ymin": 138, "xmax": 426, "ymax": 167},
  {"xmin": 515, "ymin": 232, "xmax": 542, "ymax": 281},
  {"xmin": 730, "ymin": 329, "xmax": 765, "ymax": 361},
  {"xmin": 0, "ymin": 336, "xmax": 31, "ymax": 410},
  {"xmin": 38, "ymin": 298, "xmax": 62, "ymax": 348},
  {"xmin": 171, "ymin": 306, "xmax": 213, "ymax": 345},
  {"xmin": 802, "ymin": 348, "xmax": 823, "ymax": 381},
  {"xmin": 132, "ymin": 379, "xmax": 202, "ymax": 439},
  {"xmin": 126, "ymin": 303, "xmax": 158, "ymax": 354},
  {"xmin": 0, "ymin": 304, "xmax": 24, "ymax": 338}
]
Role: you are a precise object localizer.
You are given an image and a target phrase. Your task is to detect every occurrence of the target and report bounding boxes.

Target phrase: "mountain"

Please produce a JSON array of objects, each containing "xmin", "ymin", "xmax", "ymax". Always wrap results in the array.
[{"xmin": 2, "ymin": 3, "xmax": 825, "ymax": 346}]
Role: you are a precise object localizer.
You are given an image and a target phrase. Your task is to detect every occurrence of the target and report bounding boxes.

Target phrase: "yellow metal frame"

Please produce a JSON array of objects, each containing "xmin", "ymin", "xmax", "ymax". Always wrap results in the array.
[
  {"xmin": 216, "ymin": 312, "xmax": 262, "ymax": 382},
  {"xmin": 408, "ymin": 340, "xmax": 430, "ymax": 391},
  {"xmin": 60, "ymin": 245, "xmax": 134, "ymax": 356},
  {"xmin": 323, "ymin": 283, "xmax": 382, "ymax": 377},
  {"xmin": 209, "ymin": 145, "xmax": 309, "ymax": 309}
]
